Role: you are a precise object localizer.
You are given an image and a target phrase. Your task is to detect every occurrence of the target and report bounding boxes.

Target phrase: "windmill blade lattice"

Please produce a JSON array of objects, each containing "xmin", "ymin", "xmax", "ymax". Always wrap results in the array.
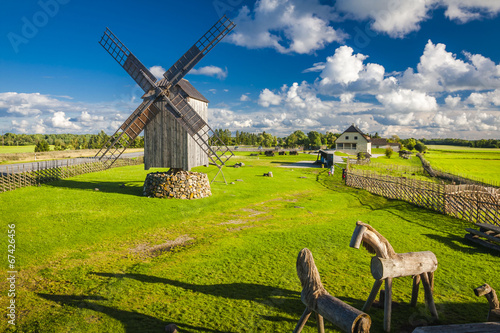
[
  {"xmin": 159, "ymin": 16, "xmax": 235, "ymax": 89},
  {"xmin": 99, "ymin": 28, "xmax": 157, "ymax": 93}
]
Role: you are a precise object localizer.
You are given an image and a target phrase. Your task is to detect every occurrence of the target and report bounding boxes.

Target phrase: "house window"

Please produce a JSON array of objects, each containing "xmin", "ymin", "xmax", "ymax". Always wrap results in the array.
[
  {"xmin": 337, "ymin": 143, "xmax": 344, "ymax": 149},
  {"xmin": 345, "ymin": 136, "xmax": 349, "ymax": 140},
  {"xmin": 352, "ymin": 143, "xmax": 357, "ymax": 149},
  {"xmin": 354, "ymin": 136, "xmax": 358, "ymax": 140}
]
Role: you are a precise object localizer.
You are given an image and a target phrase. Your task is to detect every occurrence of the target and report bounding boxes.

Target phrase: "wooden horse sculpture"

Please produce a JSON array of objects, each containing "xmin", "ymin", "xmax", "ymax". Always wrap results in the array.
[
  {"xmin": 294, "ymin": 248, "xmax": 371, "ymax": 333},
  {"xmin": 474, "ymin": 283, "xmax": 500, "ymax": 322},
  {"xmin": 349, "ymin": 221, "xmax": 438, "ymax": 332}
]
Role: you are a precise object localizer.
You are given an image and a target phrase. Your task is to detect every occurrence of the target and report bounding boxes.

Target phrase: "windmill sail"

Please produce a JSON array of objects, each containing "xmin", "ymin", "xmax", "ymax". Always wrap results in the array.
[
  {"xmin": 159, "ymin": 15, "xmax": 235, "ymax": 89},
  {"xmin": 99, "ymin": 28, "xmax": 157, "ymax": 93}
]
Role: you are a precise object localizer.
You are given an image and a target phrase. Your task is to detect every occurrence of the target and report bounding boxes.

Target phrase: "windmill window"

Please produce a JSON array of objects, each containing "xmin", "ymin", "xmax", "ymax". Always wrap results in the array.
[
  {"xmin": 345, "ymin": 136, "xmax": 349, "ymax": 140},
  {"xmin": 354, "ymin": 136, "xmax": 358, "ymax": 140}
]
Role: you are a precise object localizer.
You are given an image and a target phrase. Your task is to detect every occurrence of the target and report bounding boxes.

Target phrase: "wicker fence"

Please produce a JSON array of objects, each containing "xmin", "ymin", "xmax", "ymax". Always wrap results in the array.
[
  {"xmin": 346, "ymin": 169, "xmax": 500, "ymax": 227},
  {"xmin": 0, "ymin": 157, "xmax": 143, "ymax": 193}
]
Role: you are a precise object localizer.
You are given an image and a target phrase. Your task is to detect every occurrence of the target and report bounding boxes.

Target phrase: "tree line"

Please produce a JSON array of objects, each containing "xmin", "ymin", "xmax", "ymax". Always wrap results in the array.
[
  {"xmin": 2, "ymin": 132, "xmax": 144, "ymax": 152},
  {"xmin": 2, "ymin": 131, "xmax": 498, "ymax": 152},
  {"xmin": 212, "ymin": 130, "xmax": 339, "ymax": 149}
]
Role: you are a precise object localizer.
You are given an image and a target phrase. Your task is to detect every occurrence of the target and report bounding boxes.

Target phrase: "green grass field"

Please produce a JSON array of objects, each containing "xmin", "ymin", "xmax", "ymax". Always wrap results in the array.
[
  {"xmin": 424, "ymin": 146, "xmax": 500, "ymax": 185},
  {"xmin": 1, "ymin": 152, "xmax": 498, "ymax": 332},
  {"xmin": 0, "ymin": 145, "xmax": 40, "ymax": 154}
]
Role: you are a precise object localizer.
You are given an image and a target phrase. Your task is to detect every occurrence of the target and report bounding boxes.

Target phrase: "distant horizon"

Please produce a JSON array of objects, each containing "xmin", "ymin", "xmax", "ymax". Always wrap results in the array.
[
  {"xmin": 2, "ymin": 1, "xmax": 500, "ymax": 140},
  {"xmin": 1, "ymin": 130, "xmax": 498, "ymax": 143}
]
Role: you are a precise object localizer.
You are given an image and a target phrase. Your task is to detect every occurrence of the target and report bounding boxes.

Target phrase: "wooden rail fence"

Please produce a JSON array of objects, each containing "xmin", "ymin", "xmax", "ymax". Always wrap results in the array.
[
  {"xmin": 0, "ymin": 157, "xmax": 143, "ymax": 193},
  {"xmin": 346, "ymin": 169, "xmax": 500, "ymax": 227}
]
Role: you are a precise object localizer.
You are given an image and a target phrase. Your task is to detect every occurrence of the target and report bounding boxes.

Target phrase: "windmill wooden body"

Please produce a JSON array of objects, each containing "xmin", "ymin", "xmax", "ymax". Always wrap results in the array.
[{"xmin": 95, "ymin": 16, "xmax": 235, "ymax": 182}]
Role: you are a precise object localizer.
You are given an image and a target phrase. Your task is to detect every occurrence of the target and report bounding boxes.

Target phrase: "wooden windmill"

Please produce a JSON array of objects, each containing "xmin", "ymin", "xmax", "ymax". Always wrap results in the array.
[{"xmin": 95, "ymin": 16, "xmax": 235, "ymax": 182}]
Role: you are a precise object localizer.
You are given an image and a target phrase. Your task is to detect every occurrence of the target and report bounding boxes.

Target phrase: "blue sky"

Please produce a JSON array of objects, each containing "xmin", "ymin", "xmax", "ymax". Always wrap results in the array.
[{"xmin": 1, "ymin": 0, "xmax": 500, "ymax": 139}]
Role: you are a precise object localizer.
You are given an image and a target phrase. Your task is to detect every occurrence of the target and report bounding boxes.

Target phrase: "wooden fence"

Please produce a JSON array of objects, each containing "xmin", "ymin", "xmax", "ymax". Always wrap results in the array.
[
  {"xmin": 0, "ymin": 157, "xmax": 143, "ymax": 193},
  {"xmin": 346, "ymin": 169, "xmax": 500, "ymax": 227}
]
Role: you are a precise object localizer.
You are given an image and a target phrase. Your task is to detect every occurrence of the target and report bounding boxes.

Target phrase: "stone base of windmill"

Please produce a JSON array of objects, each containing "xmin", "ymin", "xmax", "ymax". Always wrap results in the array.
[{"xmin": 143, "ymin": 170, "xmax": 212, "ymax": 199}]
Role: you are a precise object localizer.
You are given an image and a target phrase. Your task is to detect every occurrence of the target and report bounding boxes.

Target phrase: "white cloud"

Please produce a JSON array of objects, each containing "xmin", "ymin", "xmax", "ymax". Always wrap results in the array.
[
  {"xmin": 444, "ymin": 95, "xmax": 463, "ymax": 108},
  {"xmin": 335, "ymin": 0, "xmax": 430, "ymax": 38},
  {"xmin": 335, "ymin": 0, "xmax": 500, "ymax": 37},
  {"xmin": 401, "ymin": 41, "xmax": 500, "ymax": 92},
  {"xmin": 0, "ymin": 92, "xmax": 74, "ymax": 116},
  {"xmin": 0, "ymin": 92, "xmax": 143, "ymax": 135},
  {"xmin": 50, "ymin": 112, "xmax": 81, "ymax": 130},
  {"xmin": 320, "ymin": 46, "xmax": 367, "ymax": 85},
  {"xmin": 228, "ymin": 0, "xmax": 346, "ymax": 54},
  {"xmin": 240, "ymin": 94, "xmax": 251, "ymax": 102},
  {"xmin": 303, "ymin": 62, "xmax": 326, "ymax": 73},
  {"xmin": 442, "ymin": 0, "xmax": 500, "ymax": 23},
  {"xmin": 189, "ymin": 65, "xmax": 228, "ymax": 80},
  {"xmin": 149, "ymin": 66, "xmax": 166, "ymax": 80},
  {"xmin": 258, "ymin": 88, "xmax": 282, "ymax": 107},
  {"xmin": 376, "ymin": 89, "xmax": 438, "ymax": 113}
]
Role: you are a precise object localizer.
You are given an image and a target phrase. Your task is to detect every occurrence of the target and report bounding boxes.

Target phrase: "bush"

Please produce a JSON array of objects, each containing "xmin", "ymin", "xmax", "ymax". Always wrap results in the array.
[
  {"xmin": 415, "ymin": 142, "xmax": 427, "ymax": 153},
  {"xmin": 385, "ymin": 147, "xmax": 394, "ymax": 158},
  {"xmin": 34, "ymin": 140, "xmax": 50, "ymax": 152}
]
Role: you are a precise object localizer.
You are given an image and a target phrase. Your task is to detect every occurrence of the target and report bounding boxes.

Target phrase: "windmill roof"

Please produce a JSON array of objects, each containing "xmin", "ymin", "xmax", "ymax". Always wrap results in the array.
[
  {"xmin": 177, "ymin": 79, "xmax": 209, "ymax": 103},
  {"xmin": 154, "ymin": 78, "xmax": 209, "ymax": 103}
]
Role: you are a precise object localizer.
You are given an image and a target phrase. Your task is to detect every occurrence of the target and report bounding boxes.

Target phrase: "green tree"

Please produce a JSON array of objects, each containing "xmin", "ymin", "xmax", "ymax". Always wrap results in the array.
[
  {"xmin": 404, "ymin": 138, "xmax": 417, "ymax": 151},
  {"xmin": 35, "ymin": 140, "xmax": 50, "ymax": 152},
  {"xmin": 307, "ymin": 131, "xmax": 322, "ymax": 149},
  {"xmin": 385, "ymin": 147, "xmax": 393, "ymax": 158},
  {"xmin": 285, "ymin": 133, "xmax": 298, "ymax": 148},
  {"xmin": 414, "ymin": 141, "xmax": 427, "ymax": 153},
  {"xmin": 325, "ymin": 132, "xmax": 337, "ymax": 148}
]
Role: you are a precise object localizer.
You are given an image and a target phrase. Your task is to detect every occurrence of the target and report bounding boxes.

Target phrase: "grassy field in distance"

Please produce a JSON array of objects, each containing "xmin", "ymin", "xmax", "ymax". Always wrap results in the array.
[
  {"xmin": 0, "ymin": 151, "xmax": 498, "ymax": 332},
  {"xmin": 424, "ymin": 146, "xmax": 500, "ymax": 184}
]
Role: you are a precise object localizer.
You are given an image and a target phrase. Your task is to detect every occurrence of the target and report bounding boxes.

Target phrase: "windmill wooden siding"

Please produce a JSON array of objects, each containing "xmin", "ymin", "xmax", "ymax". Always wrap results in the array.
[{"xmin": 144, "ymin": 80, "xmax": 209, "ymax": 171}]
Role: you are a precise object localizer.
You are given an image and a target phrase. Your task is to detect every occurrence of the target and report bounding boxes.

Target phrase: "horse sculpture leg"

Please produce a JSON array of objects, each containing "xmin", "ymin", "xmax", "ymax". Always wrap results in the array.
[
  {"xmin": 411, "ymin": 275, "xmax": 421, "ymax": 307},
  {"xmin": 293, "ymin": 307, "xmax": 312, "ymax": 333},
  {"xmin": 316, "ymin": 313, "xmax": 325, "ymax": 333},
  {"xmin": 384, "ymin": 278, "xmax": 393, "ymax": 332},
  {"xmin": 420, "ymin": 272, "xmax": 438, "ymax": 319},
  {"xmin": 362, "ymin": 279, "xmax": 383, "ymax": 312}
]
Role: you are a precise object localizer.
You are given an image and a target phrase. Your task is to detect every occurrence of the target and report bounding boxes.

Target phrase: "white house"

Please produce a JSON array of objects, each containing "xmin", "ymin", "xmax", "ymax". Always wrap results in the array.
[{"xmin": 335, "ymin": 124, "xmax": 372, "ymax": 155}]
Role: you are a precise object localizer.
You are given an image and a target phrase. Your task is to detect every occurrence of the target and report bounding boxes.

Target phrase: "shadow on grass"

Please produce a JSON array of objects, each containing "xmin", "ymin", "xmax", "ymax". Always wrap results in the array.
[
  {"xmin": 425, "ymin": 233, "xmax": 500, "ymax": 257},
  {"xmin": 37, "ymin": 293, "xmax": 228, "ymax": 333},
  {"xmin": 44, "ymin": 179, "xmax": 144, "ymax": 196},
  {"xmin": 92, "ymin": 272, "xmax": 302, "ymax": 315}
]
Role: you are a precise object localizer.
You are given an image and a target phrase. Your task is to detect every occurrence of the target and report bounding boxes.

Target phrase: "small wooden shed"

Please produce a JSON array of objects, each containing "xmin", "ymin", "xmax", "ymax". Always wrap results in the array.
[{"xmin": 144, "ymin": 79, "xmax": 209, "ymax": 171}]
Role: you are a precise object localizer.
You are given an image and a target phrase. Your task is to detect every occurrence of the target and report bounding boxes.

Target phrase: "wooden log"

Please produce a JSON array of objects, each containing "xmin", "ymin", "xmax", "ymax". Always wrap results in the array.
[
  {"xmin": 370, "ymin": 251, "xmax": 438, "ymax": 280},
  {"xmin": 315, "ymin": 294, "xmax": 371, "ymax": 333},
  {"xmin": 465, "ymin": 234, "xmax": 500, "ymax": 252},
  {"xmin": 296, "ymin": 248, "xmax": 371, "ymax": 333},
  {"xmin": 476, "ymin": 223, "xmax": 500, "ymax": 234},
  {"xmin": 466, "ymin": 228, "xmax": 500, "ymax": 244},
  {"xmin": 412, "ymin": 322, "xmax": 500, "ymax": 332}
]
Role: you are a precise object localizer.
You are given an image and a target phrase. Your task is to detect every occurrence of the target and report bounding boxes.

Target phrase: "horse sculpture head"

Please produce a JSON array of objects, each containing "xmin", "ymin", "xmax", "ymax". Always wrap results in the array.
[{"xmin": 349, "ymin": 221, "xmax": 396, "ymax": 259}]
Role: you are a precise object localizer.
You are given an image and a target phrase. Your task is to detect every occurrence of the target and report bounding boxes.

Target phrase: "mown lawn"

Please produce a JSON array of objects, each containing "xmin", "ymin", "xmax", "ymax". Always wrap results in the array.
[
  {"xmin": 0, "ymin": 145, "xmax": 44, "ymax": 154},
  {"xmin": 424, "ymin": 146, "xmax": 500, "ymax": 185},
  {"xmin": 1, "ymin": 152, "xmax": 498, "ymax": 332}
]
